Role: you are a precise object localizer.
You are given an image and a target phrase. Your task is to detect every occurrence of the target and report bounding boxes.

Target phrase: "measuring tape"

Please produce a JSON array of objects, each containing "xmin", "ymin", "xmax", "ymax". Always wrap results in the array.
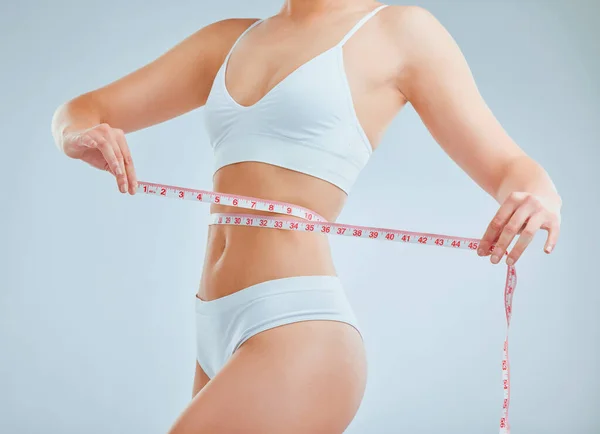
[{"xmin": 137, "ymin": 180, "xmax": 516, "ymax": 433}]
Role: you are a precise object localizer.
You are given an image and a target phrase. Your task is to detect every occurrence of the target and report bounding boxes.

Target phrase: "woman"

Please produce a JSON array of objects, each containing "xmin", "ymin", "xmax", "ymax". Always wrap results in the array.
[{"xmin": 51, "ymin": 1, "xmax": 562, "ymax": 432}]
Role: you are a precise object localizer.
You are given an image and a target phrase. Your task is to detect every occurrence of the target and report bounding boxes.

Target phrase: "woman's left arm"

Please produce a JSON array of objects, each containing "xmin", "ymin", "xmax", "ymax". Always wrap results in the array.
[{"xmin": 391, "ymin": 6, "xmax": 562, "ymax": 266}]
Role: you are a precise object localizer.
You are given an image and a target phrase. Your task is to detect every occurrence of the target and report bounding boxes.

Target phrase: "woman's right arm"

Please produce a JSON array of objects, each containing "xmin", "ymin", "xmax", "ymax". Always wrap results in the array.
[{"xmin": 51, "ymin": 18, "xmax": 258, "ymax": 195}]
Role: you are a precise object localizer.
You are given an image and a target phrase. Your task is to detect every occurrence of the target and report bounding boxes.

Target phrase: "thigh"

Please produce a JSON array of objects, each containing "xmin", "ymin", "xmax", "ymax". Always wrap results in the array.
[
  {"xmin": 192, "ymin": 361, "xmax": 210, "ymax": 398},
  {"xmin": 170, "ymin": 320, "xmax": 367, "ymax": 434}
]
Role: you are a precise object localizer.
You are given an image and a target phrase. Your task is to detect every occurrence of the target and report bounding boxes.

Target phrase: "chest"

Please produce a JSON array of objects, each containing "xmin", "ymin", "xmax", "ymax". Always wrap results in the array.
[
  {"xmin": 222, "ymin": 21, "xmax": 382, "ymax": 109},
  {"xmin": 204, "ymin": 12, "xmax": 405, "ymax": 150}
]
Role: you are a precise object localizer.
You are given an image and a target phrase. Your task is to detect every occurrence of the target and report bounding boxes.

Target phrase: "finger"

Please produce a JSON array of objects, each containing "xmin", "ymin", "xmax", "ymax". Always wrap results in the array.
[
  {"xmin": 83, "ymin": 132, "xmax": 119, "ymax": 176},
  {"xmin": 506, "ymin": 212, "xmax": 545, "ymax": 265},
  {"xmin": 113, "ymin": 128, "xmax": 137, "ymax": 195},
  {"xmin": 490, "ymin": 203, "xmax": 534, "ymax": 264},
  {"xmin": 106, "ymin": 129, "xmax": 128, "ymax": 193},
  {"xmin": 89, "ymin": 130, "xmax": 127, "ymax": 193},
  {"xmin": 542, "ymin": 216, "xmax": 561, "ymax": 254},
  {"xmin": 478, "ymin": 197, "xmax": 520, "ymax": 257}
]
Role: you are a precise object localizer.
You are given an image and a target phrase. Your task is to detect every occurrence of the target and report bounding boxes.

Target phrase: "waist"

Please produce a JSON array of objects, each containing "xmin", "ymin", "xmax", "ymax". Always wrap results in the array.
[
  {"xmin": 211, "ymin": 162, "xmax": 346, "ymax": 221},
  {"xmin": 199, "ymin": 163, "xmax": 344, "ymax": 299},
  {"xmin": 199, "ymin": 221, "xmax": 336, "ymax": 300}
]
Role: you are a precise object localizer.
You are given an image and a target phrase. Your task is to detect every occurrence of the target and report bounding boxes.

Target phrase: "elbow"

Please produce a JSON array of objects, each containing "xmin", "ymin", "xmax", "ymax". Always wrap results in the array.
[
  {"xmin": 51, "ymin": 93, "xmax": 102, "ymax": 153},
  {"xmin": 51, "ymin": 102, "xmax": 68, "ymax": 152},
  {"xmin": 50, "ymin": 103, "xmax": 68, "ymax": 152}
]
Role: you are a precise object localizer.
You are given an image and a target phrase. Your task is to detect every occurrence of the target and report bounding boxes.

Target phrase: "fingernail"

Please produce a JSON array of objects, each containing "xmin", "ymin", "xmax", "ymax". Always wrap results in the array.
[
  {"xmin": 120, "ymin": 184, "xmax": 126, "ymax": 193},
  {"xmin": 477, "ymin": 248, "xmax": 484, "ymax": 256},
  {"xmin": 545, "ymin": 245, "xmax": 554, "ymax": 254},
  {"xmin": 506, "ymin": 257, "xmax": 514, "ymax": 266},
  {"xmin": 491, "ymin": 255, "xmax": 500, "ymax": 264}
]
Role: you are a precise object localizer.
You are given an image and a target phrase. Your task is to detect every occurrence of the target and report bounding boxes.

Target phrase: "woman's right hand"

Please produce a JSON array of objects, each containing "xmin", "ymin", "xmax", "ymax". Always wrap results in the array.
[{"xmin": 62, "ymin": 123, "xmax": 138, "ymax": 195}]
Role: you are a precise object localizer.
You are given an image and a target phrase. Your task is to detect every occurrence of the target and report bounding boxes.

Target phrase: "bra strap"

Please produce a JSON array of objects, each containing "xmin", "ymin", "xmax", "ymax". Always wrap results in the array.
[{"xmin": 338, "ymin": 4, "xmax": 388, "ymax": 46}]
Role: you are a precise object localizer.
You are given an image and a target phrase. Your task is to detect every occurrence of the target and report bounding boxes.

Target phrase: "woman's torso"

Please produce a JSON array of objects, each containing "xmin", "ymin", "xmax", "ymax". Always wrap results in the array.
[{"xmin": 198, "ymin": 3, "xmax": 408, "ymax": 300}]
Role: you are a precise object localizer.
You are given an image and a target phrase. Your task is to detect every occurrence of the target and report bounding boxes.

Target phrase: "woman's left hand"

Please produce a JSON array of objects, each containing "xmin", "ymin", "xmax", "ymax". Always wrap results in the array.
[{"xmin": 477, "ymin": 192, "xmax": 562, "ymax": 266}]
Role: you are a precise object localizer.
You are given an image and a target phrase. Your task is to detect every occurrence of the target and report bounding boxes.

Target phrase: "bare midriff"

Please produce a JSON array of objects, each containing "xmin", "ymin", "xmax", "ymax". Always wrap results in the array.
[{"xmin": 197, "ymin": 161, "xmax": 348, "ymax": 301}]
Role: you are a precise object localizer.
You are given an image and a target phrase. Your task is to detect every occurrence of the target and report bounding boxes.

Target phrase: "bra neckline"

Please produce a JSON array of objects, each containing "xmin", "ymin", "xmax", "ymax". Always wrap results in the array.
[
  {"xmin": 220, "ymin": 4, "xmax": 387, "ymax": 112},
  {"xmin": 220, "ymin": 41, "xmax": 374, "ymax": 153},
  {"xmin": 222, "ymin": 33, "xmax": 341, "ymax": 110}
]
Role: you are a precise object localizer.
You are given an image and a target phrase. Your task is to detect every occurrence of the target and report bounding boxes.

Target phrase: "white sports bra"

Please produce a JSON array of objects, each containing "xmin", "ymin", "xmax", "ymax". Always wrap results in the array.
[{"xmin": 204, "ymin": 5, "xmax": 388, "ymax": 194}]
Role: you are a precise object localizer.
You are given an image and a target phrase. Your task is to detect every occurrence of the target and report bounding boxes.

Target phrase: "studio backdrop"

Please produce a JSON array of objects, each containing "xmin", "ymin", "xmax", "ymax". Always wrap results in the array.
[{"xmin": 1, "ymin": 1, "xmax": 598, "ymax": 433}]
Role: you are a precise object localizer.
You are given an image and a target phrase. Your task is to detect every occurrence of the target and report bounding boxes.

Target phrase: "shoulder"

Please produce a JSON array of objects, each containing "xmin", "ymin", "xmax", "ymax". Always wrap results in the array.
[
  {"xmin": 204, "ymin": 17, "xmax": 261, "ymax": 36},
  {"xmin": 379, "ymin": 5, "xmax": 443, "ymax": 32},
  {"xmin": 378, "ymin": 5, "xmax": 450, "ymax": 50},
  {"xmin": 378, "ymin": 5, "xmax": 460, "ymax": 72},
  {"xmin": 193, "ymin": 18, "xmax": 260, "ymax": 49},
  {"xmin": 179, "ymin": 18, "xmax": 260, "ymax": 71}
]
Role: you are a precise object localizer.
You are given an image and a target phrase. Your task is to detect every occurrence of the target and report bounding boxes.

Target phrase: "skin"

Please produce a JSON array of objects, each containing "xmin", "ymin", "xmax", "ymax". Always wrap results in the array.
[{"xmin": 51, "ymin": 0, "xmax": 562, "ymax": 432}]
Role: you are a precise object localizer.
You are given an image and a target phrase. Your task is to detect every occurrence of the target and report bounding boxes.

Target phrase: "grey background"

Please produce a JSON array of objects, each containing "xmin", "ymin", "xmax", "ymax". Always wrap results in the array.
[{"xmin": 1, "ymin": 0, "xmax": 598, "ymax": 433}]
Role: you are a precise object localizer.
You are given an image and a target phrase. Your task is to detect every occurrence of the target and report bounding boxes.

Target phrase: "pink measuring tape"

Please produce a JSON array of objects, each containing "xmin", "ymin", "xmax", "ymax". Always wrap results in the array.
[{"xmin": 137, "ymin": 181, "xmax": 517, "ymax": 433}]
